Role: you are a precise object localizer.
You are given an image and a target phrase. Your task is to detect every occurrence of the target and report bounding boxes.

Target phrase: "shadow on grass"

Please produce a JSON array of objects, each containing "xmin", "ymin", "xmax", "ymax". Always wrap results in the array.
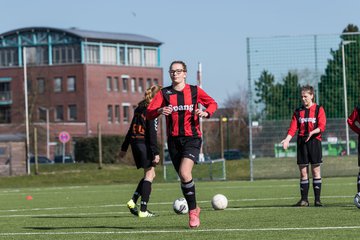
[
  {"xmin": 23, "ymin": 224, "xmax": 189, "ymax": 231},
  {"xmin": 31, "ymin": 215, "xmax": 130, "ymax": 219}
]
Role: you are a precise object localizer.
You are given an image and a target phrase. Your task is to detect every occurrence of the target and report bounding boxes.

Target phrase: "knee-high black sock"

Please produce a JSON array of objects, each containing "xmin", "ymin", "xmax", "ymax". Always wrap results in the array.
[
  {"xmin": 140, "ymin": 180, "xmax": 152, "ymax": 212},
  {"xmin": 132, "ymin": 178, "xmax": 144, "ymax": 203},
  {"xmin": 181, "ymin": 179, "xmax": 196, "ymax": 211},
  {"xmin": 313, "ymin": 178, "xmax": 322, "ymax": 202},
  {"xmin": 357, "ymin": 173, "xmax": 360, "ymax": 193},
  {"xmin": 300, "ymin": 179, "xmax": 309, "ymax": 201}
]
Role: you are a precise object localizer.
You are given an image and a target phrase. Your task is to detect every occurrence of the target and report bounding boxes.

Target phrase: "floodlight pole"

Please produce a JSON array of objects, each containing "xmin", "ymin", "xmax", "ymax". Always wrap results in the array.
[
  {"xmin": 23, "ymin": 47, "xmax": 30, "ymax": 175},
  {"xmin": 342, "ymin": 40, "xmax": 355, "ymax": 156},
  {"xmin": 246, "ymin": 38, "xmax": 254, "ymax": 181}
]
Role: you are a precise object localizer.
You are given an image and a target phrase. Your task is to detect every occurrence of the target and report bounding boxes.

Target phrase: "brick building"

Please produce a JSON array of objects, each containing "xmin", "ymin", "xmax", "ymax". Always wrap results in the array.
[{"xmin": 0, "ymin": 26, "xmax": 163, "ymax": 158}]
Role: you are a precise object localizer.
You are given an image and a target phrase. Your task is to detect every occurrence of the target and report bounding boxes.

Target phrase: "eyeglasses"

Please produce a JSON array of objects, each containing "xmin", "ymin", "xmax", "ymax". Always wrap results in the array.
[{"xmin": 169, "ymin": 69, "xmax": 185, "ymax": 74}]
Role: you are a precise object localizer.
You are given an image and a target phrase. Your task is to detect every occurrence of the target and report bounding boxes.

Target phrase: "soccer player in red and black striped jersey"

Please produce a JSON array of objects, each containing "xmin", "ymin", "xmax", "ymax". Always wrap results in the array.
[
  {"xmin": 120, "ymin": 85, "xmax": 162, "ymax": 218},
  {"xmin": 281, "ymin": 85, "xmax": 326, "ymax": 207},
  {"xmin": 347, "ymin": 105, "xmax": 360, "ymax": 193},
  {"xmin": 147, "ymin": 60, "xmax": 217, "ymax": 228}
]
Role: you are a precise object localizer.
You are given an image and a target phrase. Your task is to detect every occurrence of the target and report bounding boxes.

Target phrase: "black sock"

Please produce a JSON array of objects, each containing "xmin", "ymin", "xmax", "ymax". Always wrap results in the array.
[
  {"xmin": 357, "ymin": 173, "xmax": 360, "ymax": 193},
  {"xmin": 132, "ymin": 178, "xmax": 144, "ymax": 203},
  {"xmin": 300, "ymin": 179, "xmax": 309, "ymax": 201},
  {"xmin": 140, "ymin": 180, "xmax": 152, "ymax": 212},
  {"xmin": 313, "ymin": 178, "xmax": 322, "ymax": 202},
  {"xmin": 181, "ymin": 179, "xmax": 196, "ymax": 211}
]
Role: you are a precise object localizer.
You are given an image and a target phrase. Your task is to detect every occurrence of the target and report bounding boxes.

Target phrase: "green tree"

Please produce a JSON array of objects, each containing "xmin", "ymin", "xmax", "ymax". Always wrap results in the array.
[
  {"xmin": 319, "ymin": 24, "xmax": 360, "ymax": 118},
  {"xmin": 254, "ymin": 71, "xmax": 300, "ymax": 120}
]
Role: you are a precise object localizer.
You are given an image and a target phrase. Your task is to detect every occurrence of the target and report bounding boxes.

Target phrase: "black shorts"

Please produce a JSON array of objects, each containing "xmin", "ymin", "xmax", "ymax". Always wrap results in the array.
[
  {"xmin": 130, "ymin": 142, "xmax": 154, "ymax": 169},
  {"xmin": 167, "ymin": 137, "xmax": 202, "ymax": 173},
  {"xmin": 297, "ymin": 137, "xmax": 322, "ymax": 165}
]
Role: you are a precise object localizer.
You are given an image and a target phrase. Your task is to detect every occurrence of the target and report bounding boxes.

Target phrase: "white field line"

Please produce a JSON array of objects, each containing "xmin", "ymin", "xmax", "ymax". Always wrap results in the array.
[
  {"xmin": 1, "ymin": 226, "xmax": 360, "ymax": 236},
  {"xmin": 0, "ymin": 195, "xmax": 354, "ymax": 214},
  {"xmin": 0, "ymin": 182, "xmax": 354, "ymax": 196}
]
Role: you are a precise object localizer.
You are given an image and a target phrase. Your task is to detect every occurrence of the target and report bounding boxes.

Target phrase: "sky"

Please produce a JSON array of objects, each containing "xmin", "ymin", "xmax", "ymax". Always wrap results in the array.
[{"xmin": 1, "ymin": 0, "xmax": 360, "ymax": 106}]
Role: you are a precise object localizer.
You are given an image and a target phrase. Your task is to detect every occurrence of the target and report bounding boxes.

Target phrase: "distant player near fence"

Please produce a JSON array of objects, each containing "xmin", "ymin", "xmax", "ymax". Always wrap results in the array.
[{"xmin": 281, "ymin": 85, "xmax": 326, "ymax": 207}]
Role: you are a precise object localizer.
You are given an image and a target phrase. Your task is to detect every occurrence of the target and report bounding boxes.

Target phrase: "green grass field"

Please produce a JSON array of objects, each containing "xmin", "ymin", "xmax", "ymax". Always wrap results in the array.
[{"xmin": 1, "ymin": 176, "xmax": 360, "ymax": 240}]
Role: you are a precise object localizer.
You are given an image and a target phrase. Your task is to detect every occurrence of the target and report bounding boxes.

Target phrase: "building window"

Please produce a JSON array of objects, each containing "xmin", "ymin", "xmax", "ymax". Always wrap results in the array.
[
  {"xmin": 84, "ymin": 45, "xmax": 100, "ymax": 64},
  {"xmin": 146, "ymin": 78, "xmax": 151, "ymax": 89},
  {"xmin": 0, "ymin": 107, "xmax": 11, "ymax": 123},
  {"xmin": 0, "ymin": 82, "xmax": 10, "ymax": 101},
  {"xmin": 37, "ymin": 78, "xmax": 45, "ymax": 94},
  {"xmin": 123, "ymin": 104, "xmax": 130, "ymax": 123},
  {"xmin": 113, "ymin": 77, "xmax": 119, "ymax": 91},
  {"xmin": 25, "ymin": 46, "xmax": 48, "ymax": 66},
  {"xmin": 55, "ymin": 105, "xmax": 64, "ymax": 121},
  {"xmin": 67, "ymin": 76, "xmax": 76, "ymax": 92},
  {"xmin": 103, "ymin": 46, "xmax": 117, "ymax": 65},
  {"xmin": 122, "ymin": 77, "xmax": 128, "ymax": 92},
  {"xmin": 107, "ymin": 105, "xmax": 113, "ymax": 122},
  {"xmin": 115, "ymin": 105, "xmax": 120, "ymax": 123},
  {"xmin": 128, "ymin": 47, "xmax": 141, "ymax": 66},
  {"xmin": 138, "ymin": 78, "xmax": 144, "ymax": 93},
  {"xmin": 153, "ymin": 78, "xmax": 158, "ymax": 86},
  {"xmin": 0, "ymin": 48, "xmax": 18, "ymax": 67},
  {"xmin": 131, "ymin": 78, "xmax": 136, "ymax": 93},
  {"xmin": 68, "ymin": 104, "xmax": 77, "ymax": 120},
  {"xmin": 144, "ymin": 48, "xmax": 157, "ymax": 67},
  {"xmin": 119, "ymin": 47, "xmax": 125, "ymax": 65},
  {"xmin": 38, "ymin": 108, "xmax": 47, "ymax": 121},
  {"xmin": 52, "ymin": 44, "xmax": 81, "ymax": 64},
  {"xmin": 106, "ymin": 77, "xmax": 112, "ymax": 92},
  {"xmin": 54, "ymin": 77, "xmax": 62, "ymax": 92}
]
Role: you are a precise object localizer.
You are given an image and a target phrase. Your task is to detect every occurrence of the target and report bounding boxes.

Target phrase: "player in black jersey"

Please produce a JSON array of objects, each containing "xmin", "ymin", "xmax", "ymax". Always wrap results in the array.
[{"xmin": 120, "ymin": 85, "xmax": 162, "ymax": 217}]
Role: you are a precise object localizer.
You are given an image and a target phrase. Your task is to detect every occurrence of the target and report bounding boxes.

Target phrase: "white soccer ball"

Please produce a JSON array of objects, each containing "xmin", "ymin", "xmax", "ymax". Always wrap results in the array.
[
  {"xmin": 211, "ymin": 194, "xmax": 228, "ymax": 210},
  {"xmin": 173, "ymin": 197, "xmax": 189, "ymax": 214},
  {"xmin": 354, "ymin": 193, "xmax": 360, "ymax": 209}
]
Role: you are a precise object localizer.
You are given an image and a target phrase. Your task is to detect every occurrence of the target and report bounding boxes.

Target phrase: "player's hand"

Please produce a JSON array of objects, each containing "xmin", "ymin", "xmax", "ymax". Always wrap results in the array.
[
  {"xmin": 119, "ymin": 151, "xmax": 126, "ymax": 158},
  {"xmin": 280, "ymin": 139, "xmax": 289, "ymax": 150},
  {"xmin": 305, "ymin": 134, "xmax": 312, "ymax": 142},
  {"xmin": 152, "ymin": 155, "xmax": 160, "ymax": 166},
  {"xmin": 159, "ymin": 106, "xmax": 173, "ymax": 116},
  {"xmin": 195, "ymin": 109, "xmax": 208, "ymax": 118}
]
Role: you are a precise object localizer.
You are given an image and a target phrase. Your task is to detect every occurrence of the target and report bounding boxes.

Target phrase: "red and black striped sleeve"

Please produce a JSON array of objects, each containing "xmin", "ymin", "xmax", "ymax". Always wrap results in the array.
[
  {"xmin": 197, "ymin": 86, "xmax": 217, "ymax": 117},
  {"xmin": 348, "ymin": 107, "xmax": 360, "ymax": 135}
]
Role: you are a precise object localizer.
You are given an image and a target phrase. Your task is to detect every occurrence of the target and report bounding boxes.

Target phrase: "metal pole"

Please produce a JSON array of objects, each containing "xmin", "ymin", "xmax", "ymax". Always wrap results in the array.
[
  {"xmin": 197, "ymin": 62, "xmax": 204, "ymax": 162},
  {"xmin": 46, "ymin": 108, "xmax": 50, "ymax": 159},
  {"xmin": 342, "ymin": 41, "xmax": 354, "ymax": 155},
  {"xmin": 314, "ymin": 35, "xmax": 320, "ymax": 103},
  {"xmin": 246, "ymin": 38, "xmax": 254, "ymax": 181},
  {"xmin": 98, "ymin": 122, "xmax": 103, "ymax": 169},
  {"xmin": 23, "ymin": 47, "xmax": 30, "ymax": 175}
]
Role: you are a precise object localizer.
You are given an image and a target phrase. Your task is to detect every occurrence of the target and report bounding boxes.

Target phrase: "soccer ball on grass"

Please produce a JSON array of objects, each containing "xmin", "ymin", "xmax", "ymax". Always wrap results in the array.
[
  {"xmin": 211, "ymin": 194, "xmax": 228, "ymax": 210},
  {"xmin": 354, "ymin": 192, "xmax": 360, "ymax": 208},
  {"xmin": 173, "ymin": 197, "xmax": 188, "ymax": 214}
]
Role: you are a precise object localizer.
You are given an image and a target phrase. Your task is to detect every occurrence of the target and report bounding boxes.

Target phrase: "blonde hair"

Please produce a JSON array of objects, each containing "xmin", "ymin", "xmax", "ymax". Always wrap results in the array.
[{"xmin": 140, "ymin": 85, "xmax": 162, "ymax": 107}]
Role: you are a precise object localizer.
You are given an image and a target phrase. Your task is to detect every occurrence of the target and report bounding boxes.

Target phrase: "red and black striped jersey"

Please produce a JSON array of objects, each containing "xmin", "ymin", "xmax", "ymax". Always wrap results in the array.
[
  {"xmin": 287, "ymin": 103, "xmax": 326, "ymax": 141},
  {"xmin": 146, "ymin": 84, "xmax": 217, "ymax": 137},
  {"xmin": 347, "ymin": 106, "xmax": 360, "ymax": 135},
  {"xmin": 121, "ymin": 102, "xmax": 159, "ymax": 156}
]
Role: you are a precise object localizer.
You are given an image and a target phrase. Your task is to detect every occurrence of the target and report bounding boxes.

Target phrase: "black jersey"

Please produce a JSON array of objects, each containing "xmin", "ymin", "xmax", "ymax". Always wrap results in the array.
[{"xmin": 121, "ymin": 102, "xmax": 159, "ymax": 157}]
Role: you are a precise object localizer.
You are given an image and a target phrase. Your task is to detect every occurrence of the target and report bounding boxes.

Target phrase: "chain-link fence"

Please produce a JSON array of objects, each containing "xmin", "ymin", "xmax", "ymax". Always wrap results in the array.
[{"xmin": 247, "ymin": 32, "xmax": 360, "ymax": 179}]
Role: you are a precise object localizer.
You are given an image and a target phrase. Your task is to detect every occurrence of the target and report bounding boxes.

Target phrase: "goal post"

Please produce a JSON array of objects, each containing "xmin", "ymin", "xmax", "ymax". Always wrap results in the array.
[{"xmin": 163, "ymin": 157, "xmax": 226, "ymax": 181}]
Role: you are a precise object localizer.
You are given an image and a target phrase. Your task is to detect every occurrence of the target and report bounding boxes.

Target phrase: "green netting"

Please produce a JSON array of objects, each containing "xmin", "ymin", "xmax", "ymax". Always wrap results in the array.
[{"xmin": 247, "ymin": 32, "xmax": 360, "ymax": 178}]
